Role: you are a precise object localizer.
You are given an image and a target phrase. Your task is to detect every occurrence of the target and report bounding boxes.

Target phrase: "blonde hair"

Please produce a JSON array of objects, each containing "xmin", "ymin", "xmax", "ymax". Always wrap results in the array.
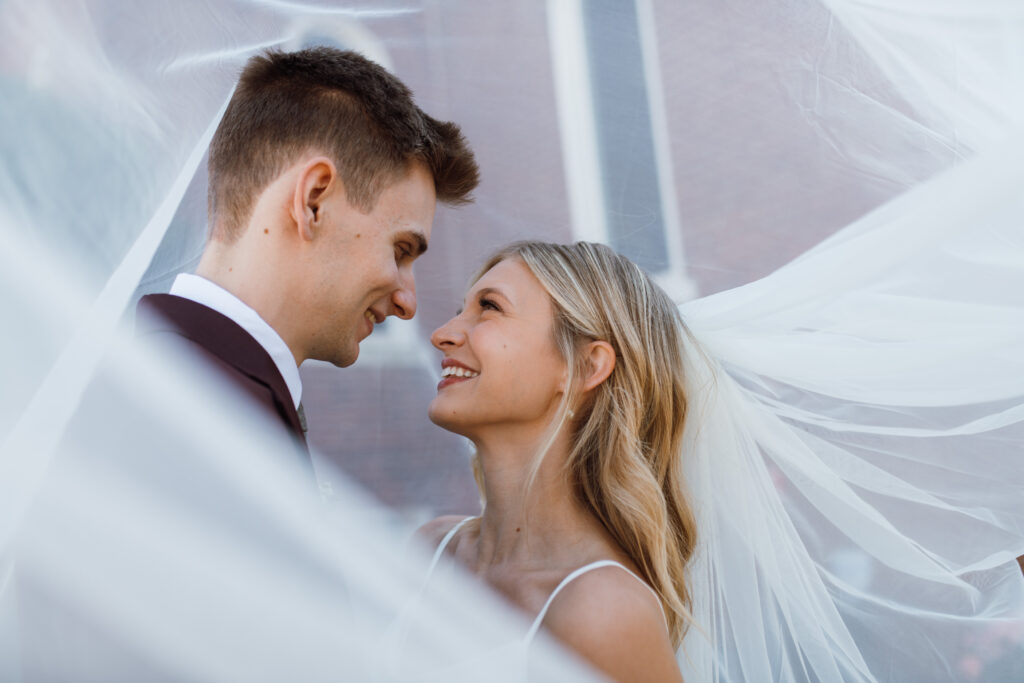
[{"xmin": 470, "ymin": 241, "xmax": 698, "ymax": 646}]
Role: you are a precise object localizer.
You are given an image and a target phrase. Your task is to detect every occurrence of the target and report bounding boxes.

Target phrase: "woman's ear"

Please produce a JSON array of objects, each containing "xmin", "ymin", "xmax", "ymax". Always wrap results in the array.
[
  {"xmin": 581, "ymin": 341, "xmax": 616, "ymax": 392},
  {"xmin": 291, "ymin": 156, "xmax": 337, "ymax": 241}
]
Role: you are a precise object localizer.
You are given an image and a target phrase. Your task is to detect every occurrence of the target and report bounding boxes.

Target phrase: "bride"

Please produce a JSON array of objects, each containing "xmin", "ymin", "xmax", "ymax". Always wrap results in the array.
[
  {"xmin": 419, "ymin": 240, "xmax": 695, "ymax": 681},
  {"xmin": 416, "ymin": 237, "xmax": 1024, "ymax": 682}
]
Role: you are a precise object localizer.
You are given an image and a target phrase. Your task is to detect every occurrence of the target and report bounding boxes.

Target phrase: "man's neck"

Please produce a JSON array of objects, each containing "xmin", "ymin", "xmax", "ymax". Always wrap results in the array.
[{"xmin": 196, "ymin": 243, "xmax": 305, "ymax": 367}]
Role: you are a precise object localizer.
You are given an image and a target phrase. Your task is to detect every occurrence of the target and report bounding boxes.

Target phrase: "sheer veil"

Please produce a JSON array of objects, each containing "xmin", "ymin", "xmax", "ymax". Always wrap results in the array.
[
  {"xmin": 674, "ymin": 4, "xmax": 1024, "ymax": 678},
  {"xmin": 2, "ymin": 1, "xmax": 1022, "ymax": 681},
  {"xmin": 679, "ymin": 135, "xmax": 1024, "ymax": 680}
]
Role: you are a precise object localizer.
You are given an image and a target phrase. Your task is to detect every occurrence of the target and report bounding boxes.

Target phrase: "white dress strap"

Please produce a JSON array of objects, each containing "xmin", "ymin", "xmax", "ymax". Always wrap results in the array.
[
  {"xmin": 523, "ymin": 560, "xmax": 664, "ymax": 646},
  {"xmin": 425, "ymin": 516, "xmax": 475, "ymax": 577}
]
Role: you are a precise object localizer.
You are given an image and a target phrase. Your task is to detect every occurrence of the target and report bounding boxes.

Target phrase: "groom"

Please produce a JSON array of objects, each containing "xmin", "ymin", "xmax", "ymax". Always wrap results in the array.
[{"xmin": 137, "ymin": 47, "xmax": 479, "ymax": 473}]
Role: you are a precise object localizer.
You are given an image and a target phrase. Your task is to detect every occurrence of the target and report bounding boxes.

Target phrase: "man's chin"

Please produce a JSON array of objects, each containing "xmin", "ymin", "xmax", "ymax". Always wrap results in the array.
[
  {"xmin": 320, "ymin": 343, "xmax": 359, "ymax": 369},
  {"xmin": 338, "ymin": 348, "xmax": 359, "ymax": 368}
]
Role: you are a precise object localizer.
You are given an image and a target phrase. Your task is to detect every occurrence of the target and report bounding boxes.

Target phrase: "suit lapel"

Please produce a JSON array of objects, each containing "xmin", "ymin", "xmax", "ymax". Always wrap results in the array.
[{"xmin": 136, "ymin": 294, "xmax": 307, "ymax": 446}]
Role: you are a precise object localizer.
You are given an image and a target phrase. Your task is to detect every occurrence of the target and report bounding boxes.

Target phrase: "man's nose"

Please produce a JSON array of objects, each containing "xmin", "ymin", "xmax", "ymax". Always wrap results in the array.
[{"xmin": 390, "ymin": 273, "xmax": 417, "ymax": 320}]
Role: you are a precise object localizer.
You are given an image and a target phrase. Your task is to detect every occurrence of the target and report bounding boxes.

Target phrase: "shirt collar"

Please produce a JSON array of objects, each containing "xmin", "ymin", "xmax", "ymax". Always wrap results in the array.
[{"xmin": 169, "ymin": 274, "xmax": 302, "ymax": 409}]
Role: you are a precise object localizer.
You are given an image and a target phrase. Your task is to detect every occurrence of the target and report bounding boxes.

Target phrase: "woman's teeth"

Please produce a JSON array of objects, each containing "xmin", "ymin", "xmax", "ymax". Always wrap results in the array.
[{"xmin": 441, "ymin": 366, "xmax": 479, "ymax": 378}]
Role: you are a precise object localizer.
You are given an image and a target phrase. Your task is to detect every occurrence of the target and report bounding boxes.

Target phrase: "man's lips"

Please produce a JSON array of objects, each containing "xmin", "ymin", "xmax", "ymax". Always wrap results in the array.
[
  {"xmin": 361, "ymin": 309, "xmax": 383, "ymax": 340},
  {"xmin": 361, "ymin": 310, "xmax": 374, "ymax": 339}
]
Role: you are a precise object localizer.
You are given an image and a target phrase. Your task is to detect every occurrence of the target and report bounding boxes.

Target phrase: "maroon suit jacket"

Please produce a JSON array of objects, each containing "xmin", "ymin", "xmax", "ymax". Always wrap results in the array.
[
  {"xmin": 16, "ymin": 295, "xmax": 317, "ymax": 682},
  {"xmin": 136, "ymin": 293, "xmax": 312, "ymax": 476}
]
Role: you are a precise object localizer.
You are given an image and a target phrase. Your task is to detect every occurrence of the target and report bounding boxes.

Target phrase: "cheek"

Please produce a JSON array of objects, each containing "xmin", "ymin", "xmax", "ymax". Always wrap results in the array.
[
  {"xmin": 373, "ymin": 253, "xmax": 401, "ymax": 288},
  {"xmin": 472, "ymin": 327, "xmax": 518, "ymax": 371},
  {"xmin": 477, "ymin": 335, "xmax": 563, "ymax": 403}
]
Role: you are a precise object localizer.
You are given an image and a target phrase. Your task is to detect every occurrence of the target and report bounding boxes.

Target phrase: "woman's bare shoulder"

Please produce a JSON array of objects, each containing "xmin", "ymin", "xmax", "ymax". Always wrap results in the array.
[
  {"xmin": 412, "ymin": 515, "xmax": 473, "ymax": 549},
  {"xmin": 543, "ymin": 565, "xmax": 682, "ymax": 682}
]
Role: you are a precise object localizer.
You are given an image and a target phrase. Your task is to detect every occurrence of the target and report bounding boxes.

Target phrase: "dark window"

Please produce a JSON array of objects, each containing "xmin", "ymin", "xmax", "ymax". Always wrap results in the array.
[{"xmin": 583, "ymin": 0, "xmax": 669, "ymax": 273}]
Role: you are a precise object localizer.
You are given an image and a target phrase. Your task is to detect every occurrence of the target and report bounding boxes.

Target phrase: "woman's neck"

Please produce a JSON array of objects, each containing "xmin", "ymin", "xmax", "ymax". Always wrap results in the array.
[{"xmin": 470, "ymin": 428, "xmax": 610, "ymax": 571}]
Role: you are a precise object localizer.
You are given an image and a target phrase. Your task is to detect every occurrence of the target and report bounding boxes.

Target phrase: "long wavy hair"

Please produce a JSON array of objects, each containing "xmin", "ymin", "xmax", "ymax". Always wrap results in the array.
[{"xmin": 470, "ymin": 240, "xmax": 698, "ymax": 646}]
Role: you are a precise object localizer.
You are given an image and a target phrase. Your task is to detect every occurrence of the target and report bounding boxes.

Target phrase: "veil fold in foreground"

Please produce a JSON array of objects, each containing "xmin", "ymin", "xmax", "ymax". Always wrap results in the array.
[{"xmin": 0, "ymin": 0, "xmax": 1022, "ymax": 681}]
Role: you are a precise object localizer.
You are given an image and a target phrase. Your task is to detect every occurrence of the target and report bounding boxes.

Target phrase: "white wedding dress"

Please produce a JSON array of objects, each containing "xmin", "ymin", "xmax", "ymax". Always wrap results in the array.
[{"xmin": 1, "ymin": 1, "xmax": 1022, "ymax": 681}]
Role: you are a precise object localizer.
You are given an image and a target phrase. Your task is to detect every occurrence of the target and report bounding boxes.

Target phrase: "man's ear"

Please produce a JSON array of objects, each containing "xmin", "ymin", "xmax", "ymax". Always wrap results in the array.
[
  {"xmin": 291, "ymin": 157, "xmax": 337, "ymax": 242},
  {"xmin": 580, "ymin": 341, "xmax": 616, "ymax": 392}
]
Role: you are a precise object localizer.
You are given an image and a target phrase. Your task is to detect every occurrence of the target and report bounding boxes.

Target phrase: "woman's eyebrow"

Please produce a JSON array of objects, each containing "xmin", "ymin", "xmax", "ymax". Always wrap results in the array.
[
  {"xmin": 475, "ymin": 286, "xmax": 508, "ymax": 303},
  {"xmin": 458, "ymin": 286, "xmax": 511, "ymax": 314}
]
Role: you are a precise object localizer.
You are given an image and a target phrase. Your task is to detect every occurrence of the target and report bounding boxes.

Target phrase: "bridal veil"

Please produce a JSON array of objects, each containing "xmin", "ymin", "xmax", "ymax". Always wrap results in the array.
[{"xmin": 1, "ymin": 1, "xmax": 1022, "ymax": 680}]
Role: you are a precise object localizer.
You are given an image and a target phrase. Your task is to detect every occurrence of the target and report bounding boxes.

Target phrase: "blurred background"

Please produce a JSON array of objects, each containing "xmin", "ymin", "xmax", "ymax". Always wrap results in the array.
[
  {"xmin": 0, "ymin": 0, "xmax": 991, "ymax": 522},
  {"xmin": 62, "ymin": 0, "xmax": 959, "ymax": 523},
  {"xmin": 132, "ymin": 0, "xmax": 959, "ymax": 522}
]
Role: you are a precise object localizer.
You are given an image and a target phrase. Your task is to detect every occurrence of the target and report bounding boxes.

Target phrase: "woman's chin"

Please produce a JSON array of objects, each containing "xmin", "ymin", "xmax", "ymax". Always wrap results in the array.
[{"xmin": 427, "ymin": 401, "xmax": 470, "ymax": 436}]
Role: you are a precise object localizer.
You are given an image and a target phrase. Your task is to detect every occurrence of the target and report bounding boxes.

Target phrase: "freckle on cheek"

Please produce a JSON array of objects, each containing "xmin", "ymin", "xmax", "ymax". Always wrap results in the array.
[
  {"xmin": 355, "ymin": 233, "xmax": 361, "ymax": 238},
  {"xmin": 264, "ymin": 228, "xmax": 269, "ymax": 234}
]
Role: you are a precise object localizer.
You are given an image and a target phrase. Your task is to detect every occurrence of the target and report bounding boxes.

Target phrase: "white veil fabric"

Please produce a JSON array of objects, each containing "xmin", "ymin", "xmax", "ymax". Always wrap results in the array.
[
  {"xmin": 2, "ymin": 1, "xmax": 1023, "ymax": 681},
  {"xmin": 679, "ymin": 138, "xmax": 1024, "ymax": 680},
  {"xmin": 674, "ymin": 4, "xmax": 1024, "ymax": 678}
]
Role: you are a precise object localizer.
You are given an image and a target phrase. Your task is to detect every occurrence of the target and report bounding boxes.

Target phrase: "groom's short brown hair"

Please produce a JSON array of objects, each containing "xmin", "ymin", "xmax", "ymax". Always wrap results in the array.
[{"xmin": 208, "ymin": 46, "xmax": 479, "ymax": 241}]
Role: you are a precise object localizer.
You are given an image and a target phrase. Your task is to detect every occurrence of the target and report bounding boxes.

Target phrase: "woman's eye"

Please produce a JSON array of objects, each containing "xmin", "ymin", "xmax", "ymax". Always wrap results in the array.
[{"xmin": 479, "ymin": 297, "xmax": 500, "ymax": 312}]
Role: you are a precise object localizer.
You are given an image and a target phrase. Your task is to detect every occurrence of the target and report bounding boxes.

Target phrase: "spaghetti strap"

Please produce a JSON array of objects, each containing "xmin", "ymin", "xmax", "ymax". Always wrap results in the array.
[
  {"xmin": 383, "ymin": 516, "xmax": 478, "ymax": 670},
  {"xmin": 523, "ymin": 560, "xmax": 664, "ymax": 646},
  {"xmin": 425, "ymin": 516, "xmax": 475, "ymax": 578}
]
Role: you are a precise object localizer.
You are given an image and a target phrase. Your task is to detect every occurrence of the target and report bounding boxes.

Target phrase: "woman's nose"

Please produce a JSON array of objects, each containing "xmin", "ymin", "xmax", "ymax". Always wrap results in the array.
[{"xmin": 431, "ymin": 315, "xmax": 464, "ymax": 349}]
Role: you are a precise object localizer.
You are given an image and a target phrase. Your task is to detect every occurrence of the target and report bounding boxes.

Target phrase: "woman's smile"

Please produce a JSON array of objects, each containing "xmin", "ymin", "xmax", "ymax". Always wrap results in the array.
[
  {"xmin": 437, "ymin": 358, "xmax": 480, "ymax": 390},
  {"xmin": 427, "ymin": 258, "xmax": 566, "ymax": 436}
]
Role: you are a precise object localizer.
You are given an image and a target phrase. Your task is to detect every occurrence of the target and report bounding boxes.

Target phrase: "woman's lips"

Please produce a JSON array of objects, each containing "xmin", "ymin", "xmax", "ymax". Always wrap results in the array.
[
  {"xmin": 437, "ymin": 360, "xmax": 480, "ymax": 390},
  {"xmin": 437, "ymin": 375, "xmax": 475, "ymax": 390}
]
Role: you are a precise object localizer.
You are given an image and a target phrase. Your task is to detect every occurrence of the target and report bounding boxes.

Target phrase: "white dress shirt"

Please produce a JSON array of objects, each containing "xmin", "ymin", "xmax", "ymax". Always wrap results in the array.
[{"xmin": 169, "ymin": 274, "xmax": 302, "ymax": 410}]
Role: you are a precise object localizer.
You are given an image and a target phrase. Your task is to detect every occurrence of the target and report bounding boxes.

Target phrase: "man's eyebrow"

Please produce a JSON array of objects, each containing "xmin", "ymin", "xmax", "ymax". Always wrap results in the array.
[{"xmin": 399, "ymin": 230, "xmax": 428, "ymax": 257}]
